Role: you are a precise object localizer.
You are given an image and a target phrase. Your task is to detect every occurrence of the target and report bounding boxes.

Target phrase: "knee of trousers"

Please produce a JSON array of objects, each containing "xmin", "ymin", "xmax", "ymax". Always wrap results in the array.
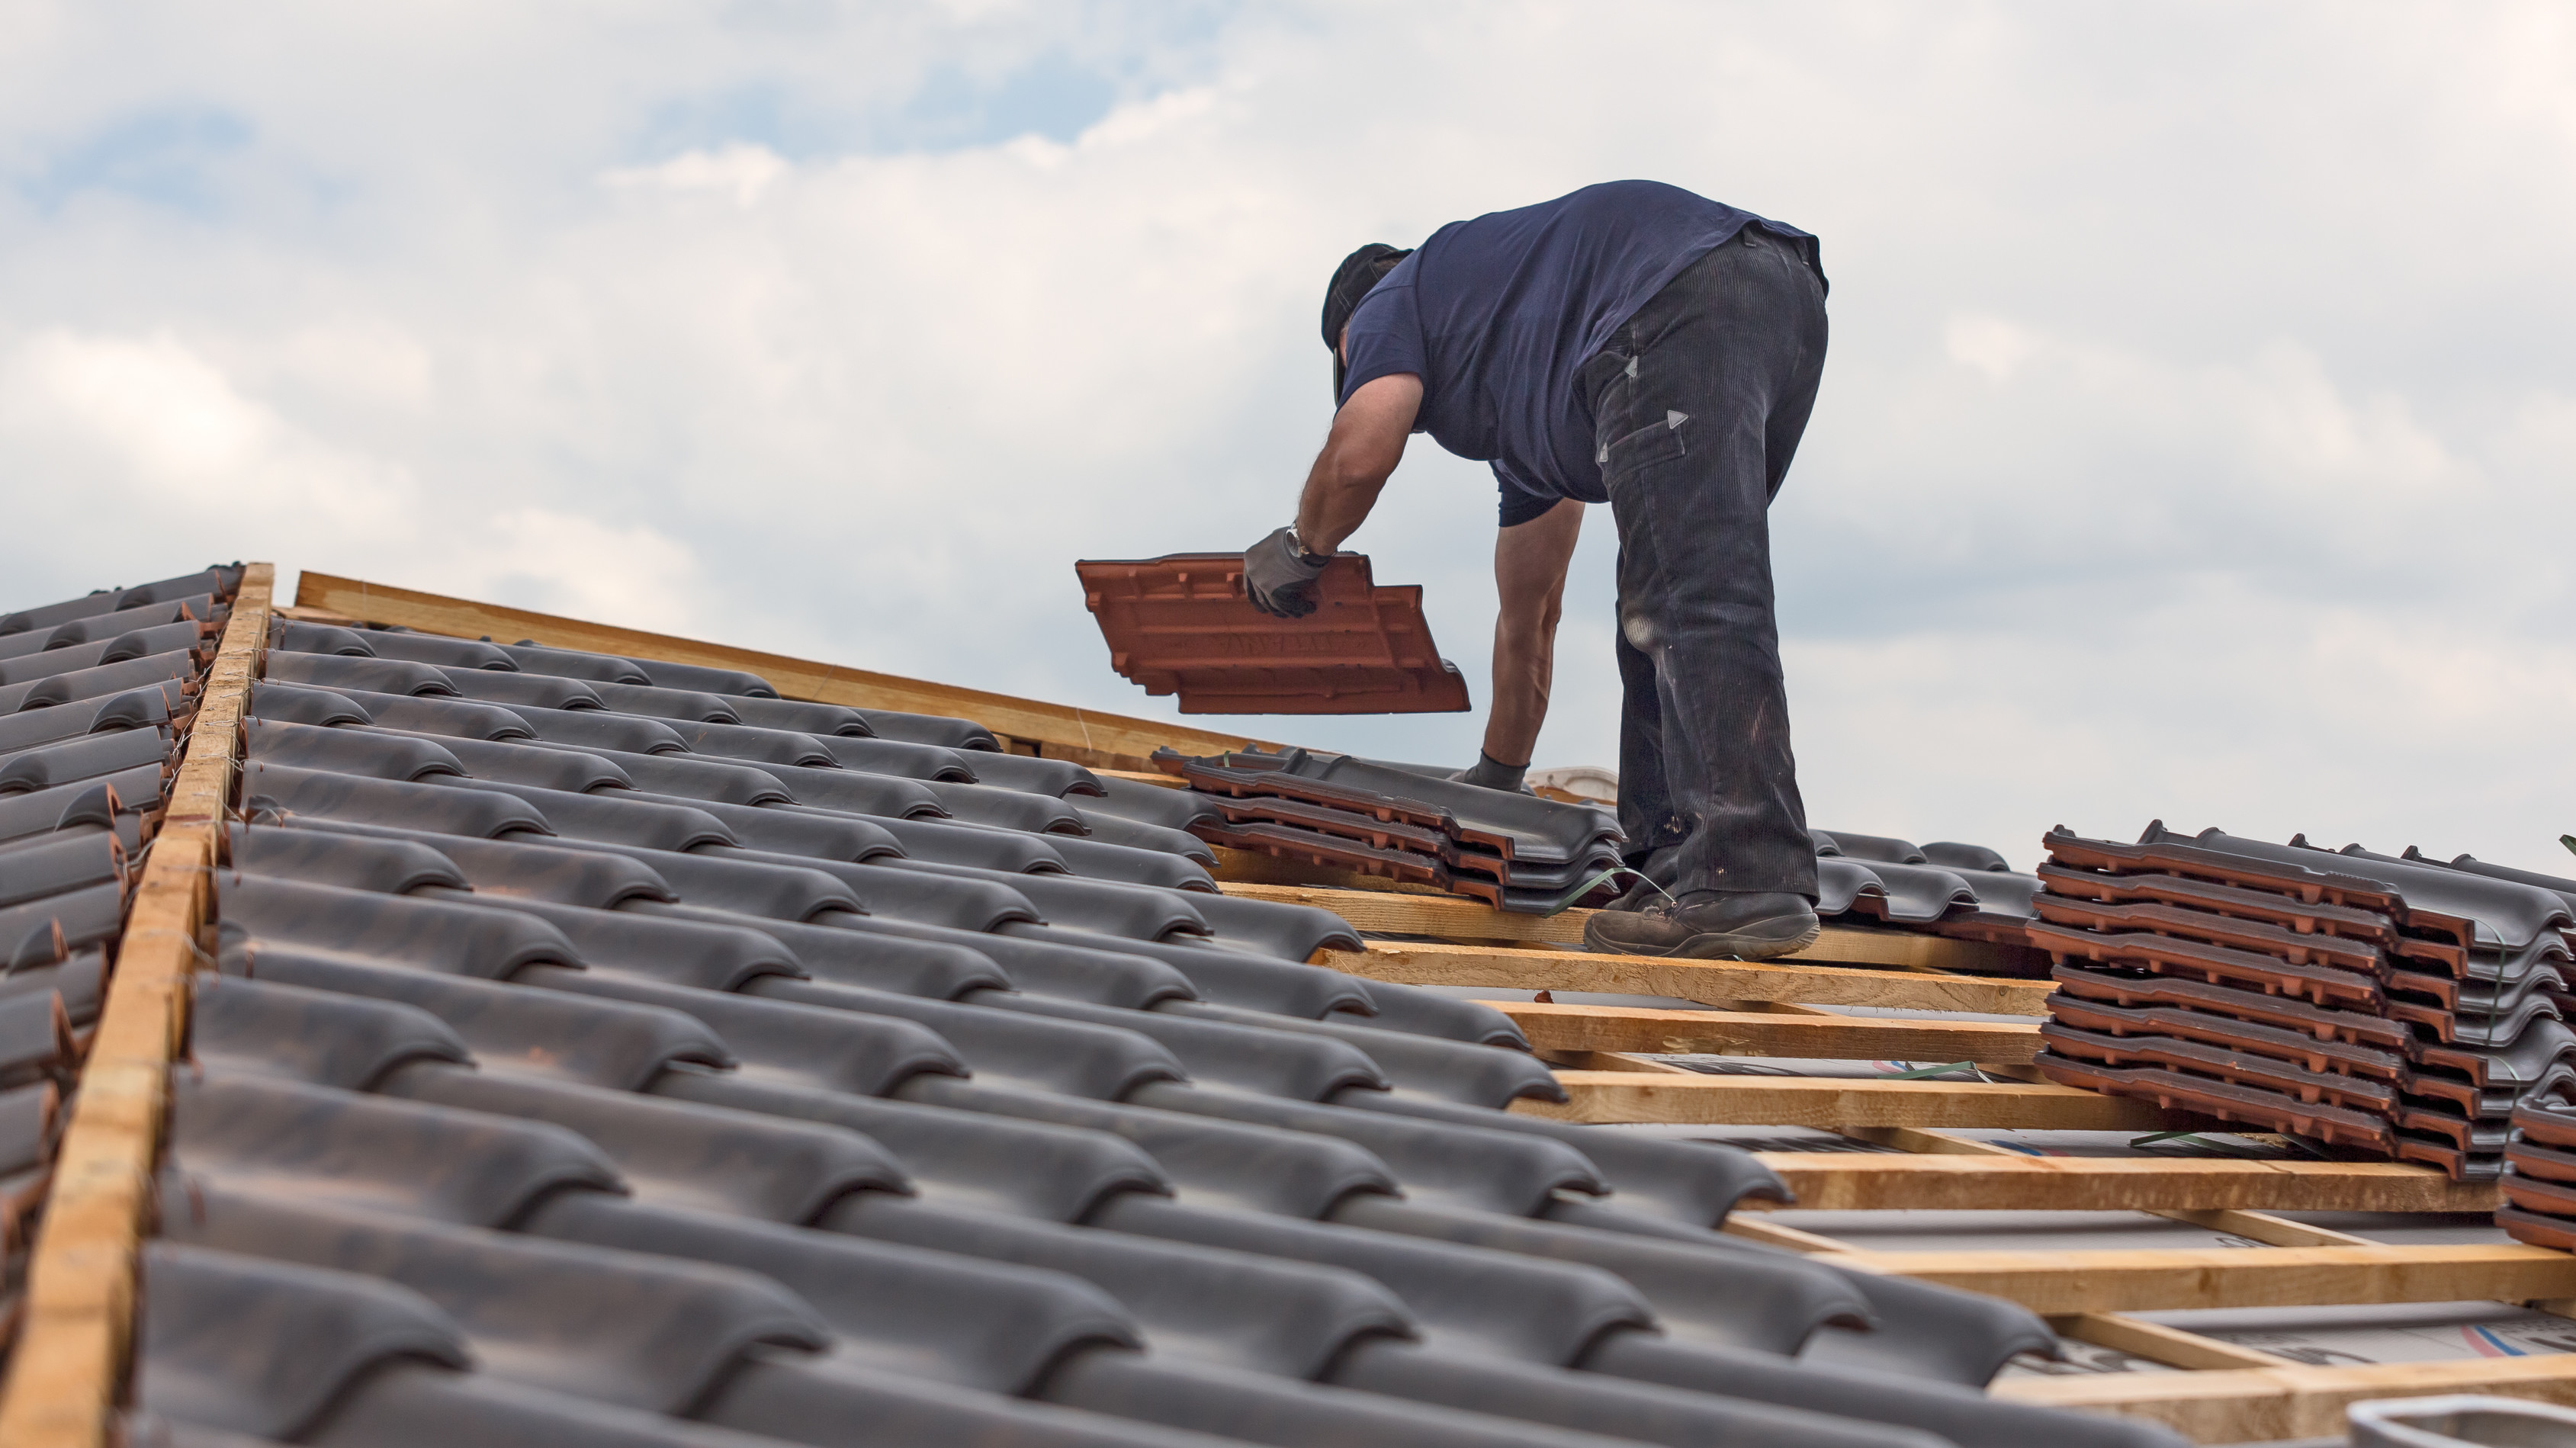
[
  {"xmin": 1620, "ymin": 596, "xmax": 1777, "ymax": 653},
  {"xmin": 1619, "ymin": 605, "xmax": 1658, "ymax": 653}
]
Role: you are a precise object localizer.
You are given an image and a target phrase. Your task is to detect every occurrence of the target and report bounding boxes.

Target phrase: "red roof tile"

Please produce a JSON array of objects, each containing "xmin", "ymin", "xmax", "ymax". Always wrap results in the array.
[{"xmin": 1077, "ymin": 554, "xmax": 1468, "ymax": 714}]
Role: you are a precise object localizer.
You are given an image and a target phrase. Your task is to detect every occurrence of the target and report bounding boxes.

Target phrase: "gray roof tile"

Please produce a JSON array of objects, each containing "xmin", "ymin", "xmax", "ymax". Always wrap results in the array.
[{"xmin": 0, "ymin": 574, "xmax": 2191, "ymax": 1448}]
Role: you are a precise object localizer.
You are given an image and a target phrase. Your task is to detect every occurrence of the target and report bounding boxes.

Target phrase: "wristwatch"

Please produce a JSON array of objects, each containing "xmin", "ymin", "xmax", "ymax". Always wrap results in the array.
[{"xmin": 1284, "ymin": 525, "xmax": 1331, "ymax": 566}]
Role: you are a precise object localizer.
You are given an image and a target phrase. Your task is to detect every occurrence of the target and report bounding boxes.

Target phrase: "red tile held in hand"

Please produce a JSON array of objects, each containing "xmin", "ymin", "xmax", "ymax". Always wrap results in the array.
[{"xmin": 1078, "ymin": 553, "xmax": 1469, "ymax": 714}]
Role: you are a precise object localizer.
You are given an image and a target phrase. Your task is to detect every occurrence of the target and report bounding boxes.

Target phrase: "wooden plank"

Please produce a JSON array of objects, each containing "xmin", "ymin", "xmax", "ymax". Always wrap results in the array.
[
  {"xmin": 1538, "ymin": 1051, "xmax": 1700, "ymax": 1074},
  {"xmin": 0, "ymin": 563, "xmax": 274, "ymax": 1448},
  {"xmin": 1850, "ymin": 1242, "xmax": 2576, "ymax": 1315},
  {"xmin": 1839, "ymin": 1125, "xmax": 2016, "ymax": 1155},
  {"xmin": 1804, "ymin": 1127, "xmax": 2430, "ymax": 1237},
  {"xmin": 1745, "ymin": 1152, "xmax": 2502, "ymax": 1213},
  {"xmin": 1499, "ymin": 1001, "xmax": 2041, "ymax": 1061},
  {"xmin": 1230, "ymin": 882, "xmax": 2029, "ymax": 974},
  {"xmin": 1993, "ymin": 1355, "xmax": 2576, "ymax": 1444},
  {"xmin": 2048, "ymin": 1313, "xmax": 2298, "ymax": 1371},
  {"xmin": 2154, "ymin": 1207, "xmax": 2378, "ymax": 1248},
  {"xmin": 1712, "ymin": 1000, "xmax": 1839, "ymax": 1016},
  {"xmin": 294, "ymin": 571, "xmax": 1262, "ymax": 771},
  {"xmin": 1232, "ymin": 881, "xmax": 1593, "ymax": 945},
  {"xmin": 1524, "ymin": 1071, "xmax": 2187, "ymax": 1130},
  {"xmin": 1328, "ymin": 940, "xmax": 2055, "ymax": 1016},
  {"xmin": 274, "ymin": 602, "xmax": 358, "ymax": 625},
  {"xmin": 1723, "ymin": 1216, "xmax": 1854, "ymax": 1254},
  {"xmin": 1760, "ymin": 1122, "xmax": 2422, "ymax": 1250},
  {"xmin": 1782, "ymin": 924, "xmax": 2042, "ymax": 973}
]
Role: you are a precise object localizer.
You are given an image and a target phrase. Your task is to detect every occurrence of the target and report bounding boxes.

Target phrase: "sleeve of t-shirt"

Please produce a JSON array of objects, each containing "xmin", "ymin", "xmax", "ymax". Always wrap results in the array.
[
  {"xmin": 1337, "ymin": 275, "xmax": 1426, "ymax": 409},
  {"xmin": 1492, "ymin": 461, "xmax": 1558, "ymax": 528}
]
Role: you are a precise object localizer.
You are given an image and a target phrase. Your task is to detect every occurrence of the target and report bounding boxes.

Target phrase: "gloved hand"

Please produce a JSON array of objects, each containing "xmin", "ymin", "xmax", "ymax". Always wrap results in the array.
[
  {"xmin": 1451, "ymin": 750, "xmax": 1530, "ymax": 793},
  {"xmin": 1244, "ymin": 525, "xmax": 1330, "ymax": 618}
]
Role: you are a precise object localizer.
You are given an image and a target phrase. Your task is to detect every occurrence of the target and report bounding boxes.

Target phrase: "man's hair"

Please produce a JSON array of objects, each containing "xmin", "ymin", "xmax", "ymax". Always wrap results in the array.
[{"xmin": 1322, "ymin": 243, "xmax": 1412, "ymax": 399}]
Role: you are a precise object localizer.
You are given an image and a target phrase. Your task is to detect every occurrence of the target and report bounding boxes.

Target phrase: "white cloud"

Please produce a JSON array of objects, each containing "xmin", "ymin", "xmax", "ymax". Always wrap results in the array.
[
  {"xmin": 458, "ymin": 507, "xmax": 710, "ymax": 635},
  {"xmin": 0, "ymin": 328, "xmax": 410, "ymax": 525},
  {"xmin": 0, "ymin": 326, "xmax": 707, "ymax": 634},
  {"xmin": 1076, "ymin": 83, "xmax": 1219, "ymax": 151},
  {"xmin": 3, "ymin": 2, "xmax": 2574, "ymax": 875},
  {"xmin": 604, "ymin": 144, "xmax": 789, "ymax": 207},
  {"xmin": 1944, "ymin": 314, "xmax": 2039, "ymax": 381}
]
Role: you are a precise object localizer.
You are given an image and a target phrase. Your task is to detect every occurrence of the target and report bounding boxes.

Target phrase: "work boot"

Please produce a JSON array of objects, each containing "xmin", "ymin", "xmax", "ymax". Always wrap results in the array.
[{"xmin": 1582, "ymin": 890, "xmax": 1821, "ymax": 960}]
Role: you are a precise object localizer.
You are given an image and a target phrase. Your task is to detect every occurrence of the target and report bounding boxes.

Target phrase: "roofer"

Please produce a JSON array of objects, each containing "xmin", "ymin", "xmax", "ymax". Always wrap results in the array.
[{"xmin": 1241, "ymin": 180, "xmax": 1829, "ymax": 961}]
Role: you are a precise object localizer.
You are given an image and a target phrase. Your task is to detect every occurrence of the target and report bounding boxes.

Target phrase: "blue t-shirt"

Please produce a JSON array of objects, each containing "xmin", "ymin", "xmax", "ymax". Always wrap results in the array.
[{"xmin": 1338, "ymin": 181, "xmax": 1823, "ymax": 526}]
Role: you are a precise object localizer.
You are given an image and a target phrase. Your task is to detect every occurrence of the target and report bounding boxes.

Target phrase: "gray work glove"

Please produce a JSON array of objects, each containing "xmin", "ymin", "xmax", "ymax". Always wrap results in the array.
[
  {"xmin": 1244, "ymin": 525, "xmax": 1330, "ymax": 618},
  {"xmin": 1452, "ymin": 750, "xmax": 1530, "ymax": 793}
]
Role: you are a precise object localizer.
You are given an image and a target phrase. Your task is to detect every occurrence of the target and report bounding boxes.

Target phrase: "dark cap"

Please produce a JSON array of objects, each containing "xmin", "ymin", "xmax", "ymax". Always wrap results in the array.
[{"xmin": 1322, "ymin": 242, "xmax": 1412, "ymax": 400}]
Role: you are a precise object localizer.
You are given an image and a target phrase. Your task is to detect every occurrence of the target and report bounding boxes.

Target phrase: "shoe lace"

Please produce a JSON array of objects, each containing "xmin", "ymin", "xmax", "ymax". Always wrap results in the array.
[{"xmin": 1549, "ymin": 865, "xmax": 1675, "ymax": 918}]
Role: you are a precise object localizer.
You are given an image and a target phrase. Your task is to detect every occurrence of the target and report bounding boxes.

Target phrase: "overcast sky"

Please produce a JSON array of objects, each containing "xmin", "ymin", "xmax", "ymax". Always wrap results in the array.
[{"xmin": 2, "ymin": 2, "xmax": 2571, "ymax": 872}]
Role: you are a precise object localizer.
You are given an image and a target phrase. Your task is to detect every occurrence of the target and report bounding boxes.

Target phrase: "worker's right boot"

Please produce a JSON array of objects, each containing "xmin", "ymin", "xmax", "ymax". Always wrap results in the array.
[{"xmin": 1582, "ymin": 890, "xmax": 1820, "ymax": 960}]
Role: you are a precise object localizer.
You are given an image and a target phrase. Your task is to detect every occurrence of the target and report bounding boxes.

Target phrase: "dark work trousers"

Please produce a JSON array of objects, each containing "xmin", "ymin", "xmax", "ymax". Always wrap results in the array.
[{"xmin": 1577, "ymin": 226, "xmax": 1826, "ymax": 900}]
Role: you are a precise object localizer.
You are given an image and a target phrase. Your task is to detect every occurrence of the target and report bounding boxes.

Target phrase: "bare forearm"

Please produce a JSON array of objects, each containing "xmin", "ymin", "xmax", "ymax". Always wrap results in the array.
[
  {"xmin": 1481, "ymin": 498, "xmax": 1585, "ymax": 767},
  {"xmin": 1290, "ymin": 374, "xmax": 1421, "ymax": 554},
  {"xmin": 1293, "ymin": 452, "xmax": 1387, "ymax": 556},
  {"xmin": 1483, "ymin": 615, "xmax": 1557, "ymax": 766}
]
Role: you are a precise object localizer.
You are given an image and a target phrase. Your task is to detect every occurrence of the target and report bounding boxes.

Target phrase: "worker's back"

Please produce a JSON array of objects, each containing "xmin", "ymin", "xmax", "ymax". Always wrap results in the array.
[{"xmin": 1338, "ymin": 180, "xmax": 1821, "ymax": 519}]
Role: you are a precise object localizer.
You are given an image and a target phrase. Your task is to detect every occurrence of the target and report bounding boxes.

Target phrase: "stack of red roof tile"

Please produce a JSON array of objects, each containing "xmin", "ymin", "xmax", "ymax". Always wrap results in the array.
[
  {"xmin": 2032, "ymin": 824, "xmax": 2576, "ymax": 1181},
  {"xmin": 1153, "ymin": 746, "xmax": 1626, "ymax": 913},
  {"xmin": 1078, "ymin": 554, "xmax": 1469, "ymax": 714},
  {"xmin": 2502, "ymin": 1092, "xmax": 2576, "ymax": 1247}
]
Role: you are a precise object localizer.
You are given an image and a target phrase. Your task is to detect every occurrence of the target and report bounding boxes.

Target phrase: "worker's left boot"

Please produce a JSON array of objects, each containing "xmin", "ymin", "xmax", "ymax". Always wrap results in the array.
[{"xmin": 1582, "ymin": 890, "xmax": 1820, "ymax": 960}]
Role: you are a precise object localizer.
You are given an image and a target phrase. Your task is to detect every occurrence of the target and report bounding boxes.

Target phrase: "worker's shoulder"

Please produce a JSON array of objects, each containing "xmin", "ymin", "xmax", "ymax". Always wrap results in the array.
[
  {"xmin": 1543, "ymin": 178, "xmax": 1726, "ymax": 214},
  {"xmin": 1567, "ymin": 178, "xmax": 1712, "ymax": 204},
  {"xmin": 1447, "ymin": 179, "xmax": 1737, "ymax": 236}
]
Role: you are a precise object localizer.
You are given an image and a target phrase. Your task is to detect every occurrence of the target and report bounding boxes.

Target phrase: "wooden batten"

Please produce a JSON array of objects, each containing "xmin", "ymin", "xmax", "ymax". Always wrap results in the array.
[
  {"xmin": 1746, "ymin": 1152, "xmax": 2500, "ymax": 1214},
  {"xmin": 1537, "ymin": 1050, "xmax": 1700, "ymax": 1074},
  {"xmin": 2048, "ymin": 1313, "xmax": 2300, "ymax": 1372},
  {"xmin": 1328, "ymin": 939, "xmax": 2054, "ymax": 1016},
  {"xmin": 1094, "ymin": 769, "xmax": 1191, "ymax": 790},
  {"xmin": 2150, "ymin": 1206, "xmax": 2378, "ymax": 1248},
  {"xmin": 1502, "ymin": 1001, "xmax": 2042, "ymax": 1061},
  {"xmin": 1993, "ymin": 1354, "xmax": 2576, "ymax": 1443},
  {"xmin": 1524, "ymin": 1071, "xmax": 2188, "ymax": 1130},
  {"xmin": 0, "ymin": 563, "xmax": 275, "ymax": 1448},
  {"xmin": 1236, "ymin": 881, "xmax": 2032, "ymax": 975},
  {"xmin": 1849, "ymin": 1242, "xmax": 2576, "ymax": 1315},
  {"xmin": 1234, "ymin": 881, "xmax": 1596, "ymax": 946},
  {"xmin": 1723, "ymin": 1215, "xmax": 1852, "ymax": 1254}
]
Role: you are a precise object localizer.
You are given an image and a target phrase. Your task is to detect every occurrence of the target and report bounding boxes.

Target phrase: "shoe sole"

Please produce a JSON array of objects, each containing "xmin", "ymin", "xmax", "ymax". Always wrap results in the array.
[{"xmin": 1582, "ymin": 914, "xmax": 1823, "ymax": 962}]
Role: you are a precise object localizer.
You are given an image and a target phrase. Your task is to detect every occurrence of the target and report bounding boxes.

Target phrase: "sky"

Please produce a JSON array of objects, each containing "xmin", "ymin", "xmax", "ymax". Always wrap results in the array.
[{"xmin": 2, "ymin": 2, "xmax": 2572, "ymax": 874}]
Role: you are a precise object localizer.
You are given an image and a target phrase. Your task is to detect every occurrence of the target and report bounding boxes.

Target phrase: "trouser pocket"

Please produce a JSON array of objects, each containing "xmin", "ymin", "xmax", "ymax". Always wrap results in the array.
[
  {"xmin": 1599, "ymin": 413, "xmax": 1688, "ymax": 475},
  {"xmin": 1586, "ymin": 338, "xmax": 1691, "ymax": 481}
]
